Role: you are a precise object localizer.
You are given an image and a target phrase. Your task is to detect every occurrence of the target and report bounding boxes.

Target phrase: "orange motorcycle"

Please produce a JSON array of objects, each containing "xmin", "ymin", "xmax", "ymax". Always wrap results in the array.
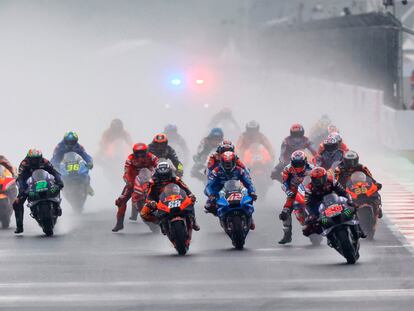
[
  {"xmin": 0, "ymin": 166, "xmax": 17, "ymax": 228},
  {"xmin": 155, "ymin": 184, "xmax": 194, "ymax": 255},
  {"xmin": 346, "ymin": 172, "xmax": 380, "ymax": 240}
]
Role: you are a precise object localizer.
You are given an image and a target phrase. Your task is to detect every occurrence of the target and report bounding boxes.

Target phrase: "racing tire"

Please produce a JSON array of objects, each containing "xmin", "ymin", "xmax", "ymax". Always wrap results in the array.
[
  {"xmin": 231, "ymin": 215, "xmax": 245, "ymax": 250},
  {"xmin": 38, "ymin": 202, "xmax": 55, "ymax": 237},
  {"xmin": 171, "ymin": 221, "xmax": 188, "ymax": 255},
  {"xmin": 335, "ymin": 228, "xmax": 357, "ymax": 264}
]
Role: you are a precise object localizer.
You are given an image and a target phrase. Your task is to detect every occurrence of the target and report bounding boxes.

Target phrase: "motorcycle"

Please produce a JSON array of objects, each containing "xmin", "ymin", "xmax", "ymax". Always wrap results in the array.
[
  {"xmin": 96, "ymin": 138, "xmax": 130, "ymax": 182},
  {"xmin": 319, "ymin": 193, "xmax": 360, "ymax": 264},
  {"xmin": 293, "ymin": 182, "xmax": 323, "ymax": 246},
  {"xmin": 216, "ymin": 180, "xmax": 255, "ymax": 250},
  {"xmin": 242, "ymin": 143, "xmax": 273, "ymax": 198},
  {"xmin": 27, "ymin": 169, "xmax": 62, "ymax": 236},
  {"xmin": 346, "ymin": 172, "xmax": 381, "ymax": 240},
  {"xmin": 0, "ymin": 166, "xmax": 17, "ymax": 228},
  {"xmin": 130, "ymin": 168, "xmax": 159, "ymax": 232},
  {"xmin": 155, "ymin": 183, "xmax": 194, "ymax": 255},
  {"xmin": 59, "ymin": 152, "xmax": 90, "ymax": 213}
]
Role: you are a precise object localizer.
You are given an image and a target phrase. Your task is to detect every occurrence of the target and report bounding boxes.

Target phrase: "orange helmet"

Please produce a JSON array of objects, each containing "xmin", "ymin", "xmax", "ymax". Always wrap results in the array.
[
  {"xmin": 153, "ymin": 133, "xmax": 168, "ymax": 144},
  {"xmin": 310, "ymin": 167, "xmax": 328, "ymax": 187},
  {"xmin": 133, "ymin": 143, "xmax": 148, "ymax": 157}
]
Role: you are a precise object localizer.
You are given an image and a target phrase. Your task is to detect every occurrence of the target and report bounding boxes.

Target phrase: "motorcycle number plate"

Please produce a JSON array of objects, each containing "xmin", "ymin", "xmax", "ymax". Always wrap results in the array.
[
  {"xmin": 324, "ymin": 204, "xmax": 343, "ymax": 218},
  {"xmin": 168, "ymin": 200, "xmax": 181, "ymax": 209},
  {"xmin": 227, "ymin": 193, "xmax": 242, "ymax": 201},
  {"xmin": 66, "ymin": 163, "xmax": 80, "ymax": 172},
  {"xmin": 35, "ymin": 181, "xmax": 48, "ymax": 192}
]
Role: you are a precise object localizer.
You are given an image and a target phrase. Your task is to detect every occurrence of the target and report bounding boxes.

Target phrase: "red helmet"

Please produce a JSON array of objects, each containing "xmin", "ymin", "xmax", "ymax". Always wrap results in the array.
[
  {"xmin": 153, "ymin": 133, "xmax": 168, "ymax": 144},
  {"xmin": 217, "ymin": 139, "xmax": 235, "ymax": 154},
  {"xmin": 290, "ymin": 150, "xmax": 307, "ymax": 172},
  {"xmin": 220, "ymin": 151, "xmax": 236, "ymax": 172},
  {"xmin": 133, "ymin": 143, "xmax": 148, "ymax": 158},
  {"xmin": 290, "ymin": 123, "xmax": 305, "ymax": 138},
  {"xmin": 310, "ymin": 167, "xmax": 328, "ymax": 187}
]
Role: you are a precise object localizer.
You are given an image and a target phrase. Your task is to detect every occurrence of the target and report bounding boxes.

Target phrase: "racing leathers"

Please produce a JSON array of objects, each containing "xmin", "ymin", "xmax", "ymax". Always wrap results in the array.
[
  {"xmin": 112, "ymin": 153, "xmax": 158, "ymax": 231},
  {"xmin": 191, "ymin": 137, "xmax": 222, "ymax": 181},
  {"xmin": 236, "ymin": 132, "xmax": 275, "ymax": 162},
  {"xmin": 51, "ymin": 141, "xmax": 93, "ymax": 169},
  {"xmin": 0, "ymin": 155, "xmax": 16, "ymax": 176},
  {"xmin": 278, "ymin": 163, "xmax": 313, "ymax": 243},
  {"xmin": 271, "ymin": 136, "xmax": 317, "ymax": 181},
  {"xmin": 13, "ymin": 157, "xmax": 64, "ymax": 233},
  {"xmin": 204, "ymin": 166, "xmax": 256, "ymax": 216},
  {"xmin": 165, "ymin": 132, "xmax": 190, "ymax": 166},
  {"xmin": 314, "ymin": 148, "xmax": 344, "ymax": 170},
  {"xmin": 148, "ymin": 143, "xmax": 183, "ymax": 176},
  {"xmin": 303, "ymin": 176, "xmax": 351, "ymax": 236}
]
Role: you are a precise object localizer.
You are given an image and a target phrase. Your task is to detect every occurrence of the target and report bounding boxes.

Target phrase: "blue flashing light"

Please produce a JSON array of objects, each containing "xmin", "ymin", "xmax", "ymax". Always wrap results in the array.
[{"xmin": 171, "ymin": 78, "xmax": 182, "ymax": 86}]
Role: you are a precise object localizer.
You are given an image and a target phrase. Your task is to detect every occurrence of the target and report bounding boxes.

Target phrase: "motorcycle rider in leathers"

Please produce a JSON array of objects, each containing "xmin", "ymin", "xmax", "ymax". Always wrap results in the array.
[
  {"xmin": 204, "ymin": 151, "xmax": 257, "ymax": 229},
  {"xmin": 271, "ymin": 124, "xmax": 316, "ymax": 182},
  {"xmin": 207, "ymin": 140, "xmax": 246, "ymax": 176},
  {"xmin": 314, "ymin": 136, "xmax": 345, "ymax": 170},
  {"xmin": 191, "ymin": 128, "xmax": 224, "ymax": 181},
  {"xmin": 112, "ymin": 143, "xmax": 158, "ymax": 232},
  {"xmin": 140, "ymin": 162, "xmax": 199, "ymax": 231},
  {"xmin": 163, "ymin": 124, "xmax": 190, "ymax": 167},
  {"xmin": 13, "ymin": 149, "xmax": 64, "ymax": 234},
  {"xmin": 335, "ymin": 150, "xmax": 383, "ymax": 218},
  {"xmin": 148, "ymin": 133, "xmax": 184, "ymax": 177},
  {"xmin": 278, "ymin": 150, "xmax": 313, "ymax": 244}
]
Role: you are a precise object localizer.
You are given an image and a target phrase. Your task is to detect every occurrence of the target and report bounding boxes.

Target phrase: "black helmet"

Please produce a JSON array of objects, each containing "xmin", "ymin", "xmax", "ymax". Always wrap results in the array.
[
  {"xmin": 290, "ymin": 124, "xmax": 305, "ymax": 138},
  {"xmin": 246, "ymin": 120, "xmax": 260, "ymax": 134},
  {"xmin": 155, "ymin": 162, "xmax": 173, "ymax": 182},
  {"xmin": 164, "ymin": 124, "xmax": 178, "ymax": 135},
  {"xmin": 343, "ymin": 151, "xmax": 359, "ymax": 168},
  {"xmin": 110, "ymin": 119, "xmax": 124, "ymax": 132},
  {"xmin": 323, "ymin": 136, "xmax": 339, "ymax": 153}
]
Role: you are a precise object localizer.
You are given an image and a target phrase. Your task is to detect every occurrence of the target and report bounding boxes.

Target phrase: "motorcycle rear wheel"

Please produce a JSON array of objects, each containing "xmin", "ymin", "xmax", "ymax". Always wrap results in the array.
[{"xmin": 231, "ymin": 215, "xmax": 245, "ymax": 250}]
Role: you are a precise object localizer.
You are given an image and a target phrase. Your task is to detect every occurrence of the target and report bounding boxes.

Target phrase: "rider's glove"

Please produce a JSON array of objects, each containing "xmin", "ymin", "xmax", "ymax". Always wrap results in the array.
[
  {"xmin": 176, "ymin": 163, "xmax": 184, "ymax": 177},
  {"xmin": 250, "ymin": 192, "xmax": 258, "ymax": 201},
  {"xmin": 285, "ymin": 189, "xmax": 295, "ymax": 198},
  {"xmin": 148, "ymin": 200, "xmax": 157, "ymax": 211},
  {"xmin": 50, "ymin": 185, "xmax": 60, "ymax": 195},
  {"xmin": 87, "ymin": 162, "xmax": 94, "ymax": 170},
  {"xmin": 376, "ymin": 182, "xmax": 382, "ymax": 190},
  {"xmin": 188, "ymin": 194, "xmax": 196, "ymax": 203},
  {"xmin": 279, "ymin": 209, "xmax": 290, "ymax": 221}
]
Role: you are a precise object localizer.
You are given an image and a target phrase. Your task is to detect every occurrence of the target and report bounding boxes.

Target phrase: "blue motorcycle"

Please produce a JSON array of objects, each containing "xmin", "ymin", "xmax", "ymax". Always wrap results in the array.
[
  {"xmin": 59, "ymin": 152, "xmax": 90, "ymax": 213},
  {"xmin": 217, "ymin": 180, "xmax": 255, "ymax": 249}
]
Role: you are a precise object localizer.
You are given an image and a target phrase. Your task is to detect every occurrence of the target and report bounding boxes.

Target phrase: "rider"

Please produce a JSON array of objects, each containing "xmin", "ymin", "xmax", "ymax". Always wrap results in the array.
[
  {"xmin": 278, "ymin": 150, "xmax": 313, "ymax": 244},
  {"xmin": 148, "ymin": 133, "xmax": 184, "ymax": 177},
  {"xmin": 140, "ymin": 162, "xmax": 199, "ymax": 231},
  {"xmin": 302, "ymin": 167, "xmax": 355, "ymax": 236},
  {"xmin": 271, "ymin": 124, "xmax": 317, "ymax": 181},
  {"xmin": 99, "ymin": 118, "xmax": 133, "ymax": 150},
  {"xmin": 208, "ymin": 107, "xmax": 241, "ymax": 140},
  {"xmin": 0, "ymin": 155, "xmax": 16, "ymax": 176},
  {"xmin": 13, "ymin": 149, "xmax": 64, "ymax": 234},
  {"xmin": 207, "ymin": 140, "xmax": 246, "ymax": 176},
  {"xmin": 317, "ymin": 131, "xmax": 349, "ymax": 154},
  {"xmin": 335, "ymin": 150, "xmax": 383, "ymax": 218},
  {"xmin": 309, "ymin": 114, "xmax": 332, "ymax": 146},
  {"xmin": 51, "ymin": 131, "xmax": 94, "ymax": 195},
  {"xmin": 236, "ymin": 121, "xmax": 275, "ymax": 161},
  {"xmin": 112, "ymin": 143, "xmax": 158, "ymax": 232},
  {"xmin": 204, "ymin": 151, "xmax": 257, "ymax": 229},
  {"xmin": 191, "ymin": 128, "xmax": 224, "ymax": 180},
  {"xmin": 314, "ymin": 136, "xmax": 344, "ymax": 170},
  {"xmin": 163, "ymin": 124, "xmax": 190, "ymax": 165}
]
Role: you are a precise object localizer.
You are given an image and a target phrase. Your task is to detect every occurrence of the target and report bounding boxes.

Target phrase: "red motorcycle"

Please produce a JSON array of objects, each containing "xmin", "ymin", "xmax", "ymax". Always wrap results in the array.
[
  {"xmin": 0, "ymin": 166, "xmax": 17, "ymax": 228},
  {"xmin": 155, "ymin": 184, "xmax": 194, "ymax": 255},
  {"xmin": 242, "ymin": 143, "xmax": 273, "ymax": 197}
]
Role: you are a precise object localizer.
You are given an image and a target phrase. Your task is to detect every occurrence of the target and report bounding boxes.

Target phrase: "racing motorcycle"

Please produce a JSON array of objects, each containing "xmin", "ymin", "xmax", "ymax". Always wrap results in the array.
[
  {"xmin": 130, "ymin": 168, "xmax": 159, "ymax": 232},
  {"xmin": 96, "ymin": 138, "xmax": 130, "ymax": 181},
  {"xmin": 155, "ymin": 183, "xmax": 194, "ymax": 255},
  {"xmin": 27, "ymin": 169, "xmax": 62, "ymax": 236},
  {"xmin": 0, "ymin": 166, "xmax": 17, "ymax": 228},
  {"xmin": 346, "ymin": 172, "xmax": 381, "ymax": 240},
  {"xmin": 59, "ymin": 152, "xmax": 90, "ymax": 213},
  {"xmin": 293, "ymin": 182, "xmax": 323, "ymax": 245},
  {"xmin": 242, "ymin": 143, "xmax": 273, "ymax": 198},
  {"xmin": 319, "ymin": 193, "xmax": 360, "ymax": 264},
  {"xmin": 216, "ymin": 180, "xmax": 255, "ymax": 250}
]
